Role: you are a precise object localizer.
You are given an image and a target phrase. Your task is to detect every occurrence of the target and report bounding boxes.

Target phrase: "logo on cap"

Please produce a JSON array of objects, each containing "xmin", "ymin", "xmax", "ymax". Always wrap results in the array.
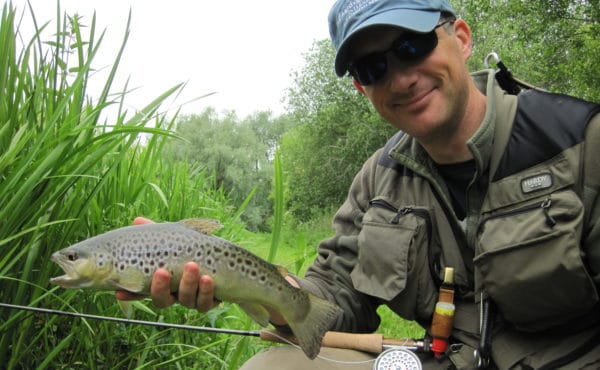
[{"xmin": 336, "ymin": 0, "xmax": 378, "ymax": 27}]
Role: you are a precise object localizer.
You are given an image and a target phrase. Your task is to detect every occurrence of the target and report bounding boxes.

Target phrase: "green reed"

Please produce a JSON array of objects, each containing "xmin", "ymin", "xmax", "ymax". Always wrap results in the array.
[{"xmin": 0, "ymin": 3, "xmax": 252, "ymax": 368}]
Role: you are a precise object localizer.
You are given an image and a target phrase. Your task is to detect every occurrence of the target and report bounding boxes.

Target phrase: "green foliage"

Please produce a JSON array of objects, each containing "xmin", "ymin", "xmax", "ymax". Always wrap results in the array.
[
  {"xmin": 282, "ymin": 40, "xmax": 396, "ymax": 221},
  {"xmin": 165, "ymin": 108, "xmax": 291, "ymax": 230},
  {"xmin": 456, "ymin": 0, "xmax": 599, "ymax": 102},
  {"xmin": 0, "ymin": 4, "xmax": 255, "ymax": 369},
  {"xmin": 267, "ymin": 151, "xmax": 284, "ymax": 263}
]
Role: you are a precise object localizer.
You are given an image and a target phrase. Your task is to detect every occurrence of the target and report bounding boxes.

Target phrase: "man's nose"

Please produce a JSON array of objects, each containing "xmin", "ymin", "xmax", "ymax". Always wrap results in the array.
[{"xmin": 385, "ymin": 56, "xmax": 420, "ymax": 91}]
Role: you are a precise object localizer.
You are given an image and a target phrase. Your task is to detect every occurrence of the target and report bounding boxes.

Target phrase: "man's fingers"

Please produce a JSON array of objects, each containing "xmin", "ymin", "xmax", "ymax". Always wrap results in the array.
[
  {"xmin": 133, "ymin": 216, "xmax": 154, "ymax": 225},
  {"xmin": 130, "ymin": 218, "xmax": 218, "ymax": 312},
  {"xmin": 197, "ymin": 274, "xmax": 218, "ymax": 312},
  {"xmin": 178, "ymin": 262, "xmax": 201, "ymax": 308},
  {"xmin": 151, "ymin": 268, "xmax": 176, "ymax": 308}
]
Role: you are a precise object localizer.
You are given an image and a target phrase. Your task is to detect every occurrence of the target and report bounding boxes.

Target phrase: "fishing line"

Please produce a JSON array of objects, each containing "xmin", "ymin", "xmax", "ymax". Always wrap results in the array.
[{"xmin": 263, "ymin": 329, "xmax": 377, "ymax": 366}]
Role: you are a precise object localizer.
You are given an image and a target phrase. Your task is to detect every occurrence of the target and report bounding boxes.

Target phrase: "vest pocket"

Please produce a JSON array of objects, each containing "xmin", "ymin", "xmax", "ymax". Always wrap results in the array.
[
  {"xmin": 351, "ymin": 197, "xmax": 437, "ymax": 320},
  {"xmin": 475, "ymin": 190, "xmax": 599, "ymax": 331}
]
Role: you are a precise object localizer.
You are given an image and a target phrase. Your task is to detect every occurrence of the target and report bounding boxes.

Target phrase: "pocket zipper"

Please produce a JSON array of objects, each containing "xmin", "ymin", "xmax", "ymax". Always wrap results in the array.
[
  {"xmin": 369, "ymin": 199, "xmax": 442, "ymax": 287},
  {"xmin": 369, "ymin": 199, "xmax": 433, "ymax": 229},
  {"xmin": 480, "ymin": 197, "xmax": 556, "ymax": 228}
]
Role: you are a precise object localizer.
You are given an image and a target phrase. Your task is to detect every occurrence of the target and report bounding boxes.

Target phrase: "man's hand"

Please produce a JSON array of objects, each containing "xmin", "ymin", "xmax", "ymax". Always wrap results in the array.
[{"xmin": 114, "ymin": 217, "xmax": 220, "ymax": 312}]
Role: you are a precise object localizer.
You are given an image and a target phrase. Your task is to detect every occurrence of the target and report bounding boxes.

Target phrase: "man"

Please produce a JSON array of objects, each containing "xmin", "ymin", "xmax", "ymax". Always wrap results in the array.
[{"xmin": 119, "ymin": 0, "xmax": 600, "ymax": 368}]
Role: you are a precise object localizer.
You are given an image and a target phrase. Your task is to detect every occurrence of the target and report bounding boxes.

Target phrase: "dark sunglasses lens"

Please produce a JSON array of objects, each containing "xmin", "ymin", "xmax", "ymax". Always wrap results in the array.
[
  {"xmin": 350, "ymin": 31, "xmax": 438, "ymax": 85},
  {"xmin": 351, "ymin": 54, "xmax": 387, "ymax": 85},
  {"xmin": 393, "ymin": 31, "xmax": 438, "ymax": 60}
]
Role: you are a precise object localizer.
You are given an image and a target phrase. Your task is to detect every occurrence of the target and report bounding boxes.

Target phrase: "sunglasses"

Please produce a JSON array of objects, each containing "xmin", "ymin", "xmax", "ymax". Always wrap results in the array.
[{"xmin": 348, "ymin": 19, "xmax": 454, "ymax": 86}]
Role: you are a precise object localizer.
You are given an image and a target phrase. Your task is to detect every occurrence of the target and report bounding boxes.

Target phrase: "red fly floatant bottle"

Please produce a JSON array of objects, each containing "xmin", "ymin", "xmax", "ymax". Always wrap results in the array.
[{"xmin": 430, "ymin": 267, "xmax": 455, "ymax": 358}]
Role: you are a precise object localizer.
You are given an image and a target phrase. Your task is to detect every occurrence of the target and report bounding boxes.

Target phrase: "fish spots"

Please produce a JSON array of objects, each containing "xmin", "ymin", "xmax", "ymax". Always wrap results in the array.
[
  {"xmin": 205, "ymin": 256, "xmax": 217, "ymax": 274},
  {"xmin": 93, "ymin": 252, "xmax": 112, "ymax": 268},
  {"xmin": 77, "ymin": 224, "xmax": 283, "ymax": 294}
]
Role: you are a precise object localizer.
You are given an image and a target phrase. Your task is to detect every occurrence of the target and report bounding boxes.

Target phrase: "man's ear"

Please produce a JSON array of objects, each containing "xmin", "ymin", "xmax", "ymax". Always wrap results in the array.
[
  {"xmin": 453, "ymin": 19, "xmax": 473, "ymax": 61},
  {"xmin": 353, "ymin": 79, "xmax": 366, "ymax": 95}
]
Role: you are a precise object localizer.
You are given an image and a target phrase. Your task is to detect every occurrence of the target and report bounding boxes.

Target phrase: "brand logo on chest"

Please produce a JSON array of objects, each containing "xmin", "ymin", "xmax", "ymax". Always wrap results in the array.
[{"xmin": 521, "ymin": 173, "xmax": 553, "ymax": 193}]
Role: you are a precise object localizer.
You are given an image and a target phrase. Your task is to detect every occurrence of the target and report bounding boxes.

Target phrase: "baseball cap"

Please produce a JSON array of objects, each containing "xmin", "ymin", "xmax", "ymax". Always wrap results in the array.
[{"xmin": 329, "ymin": 0, "xmax": 456, "ymax": 76}]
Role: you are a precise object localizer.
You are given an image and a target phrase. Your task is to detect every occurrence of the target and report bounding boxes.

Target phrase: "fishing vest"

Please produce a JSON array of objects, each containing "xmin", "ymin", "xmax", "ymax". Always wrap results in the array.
[
  {"xmin": 475, "ymin": 88, "xmax": 600, "ymax": 333},
  {"xmin": 366, "ymin": 87, "xmax": 600, "ymax": 368}
]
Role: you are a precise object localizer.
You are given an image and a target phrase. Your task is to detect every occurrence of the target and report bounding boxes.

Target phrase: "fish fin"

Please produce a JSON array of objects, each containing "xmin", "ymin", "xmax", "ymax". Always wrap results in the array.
[
  {"xmin": 114, "ymin": 268, "xmax": 146, "ymax": 293},
  {"xmin": 276, "ymin": 265, "xmax": 289, "ymax": 277},
  {"xmin": 117, "ymin": 300, "xmax": 134, "ymax": 319},
  {"xmin": 180, "ymin": 218, "xmax": 223, "ymax": 235},
  {"xmin": 284, "ymin": 292, "xmax": 341, "ymax": 360},
  {"xmin": 238, "ymin": 302, "xmax": 270, "ymax": 327}
]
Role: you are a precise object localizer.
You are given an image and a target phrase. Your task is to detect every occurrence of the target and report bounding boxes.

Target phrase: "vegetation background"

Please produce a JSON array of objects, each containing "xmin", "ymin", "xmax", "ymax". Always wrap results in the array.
[{"xmin": 0, "ymin": 1, "xmax": 597, "ymax": 368}]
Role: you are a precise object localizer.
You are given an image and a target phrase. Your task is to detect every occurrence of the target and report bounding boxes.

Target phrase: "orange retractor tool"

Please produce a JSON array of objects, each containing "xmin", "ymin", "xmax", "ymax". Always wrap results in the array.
[{"xmin": 430, "ymin": 267, "xmax": 455, "ymax": 358}]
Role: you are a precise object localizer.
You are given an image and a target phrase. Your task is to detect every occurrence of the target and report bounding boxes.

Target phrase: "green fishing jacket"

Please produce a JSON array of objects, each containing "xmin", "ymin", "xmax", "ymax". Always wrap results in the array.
[{"xmin": 295, "ymin": 69, "xmax": 600, "ymax": 369}]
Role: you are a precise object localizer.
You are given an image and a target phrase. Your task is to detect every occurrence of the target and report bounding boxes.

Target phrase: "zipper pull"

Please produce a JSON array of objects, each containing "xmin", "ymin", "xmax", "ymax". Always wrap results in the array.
[
  {"xmin": 392, "ymin": 206, "xmax": 413, "ymax": 224},
  {"xmin": 540, "ymin": 198, "xmax": 556, "ymax": 227}
]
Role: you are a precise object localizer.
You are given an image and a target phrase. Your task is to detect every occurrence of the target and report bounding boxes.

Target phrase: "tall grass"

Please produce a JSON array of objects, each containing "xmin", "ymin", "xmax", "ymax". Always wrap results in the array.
[{"xmin": 0, "ymin": 4, "xmax": 260, "ymax": 369}]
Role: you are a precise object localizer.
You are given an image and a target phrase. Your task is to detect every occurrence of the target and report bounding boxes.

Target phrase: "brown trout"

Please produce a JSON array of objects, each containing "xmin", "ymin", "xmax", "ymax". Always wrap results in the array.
[{"xmin": 50, "ymin": 219, "xmax": 341, "ymax": 359}]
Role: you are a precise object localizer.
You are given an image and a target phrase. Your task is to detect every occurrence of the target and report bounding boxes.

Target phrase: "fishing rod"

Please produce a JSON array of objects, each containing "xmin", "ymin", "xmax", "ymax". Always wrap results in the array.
[
  {"xmin": 0, "ymin": 302, "xmax": 429, "ymax": 354},
  {"xmin": 0, "ymin": 302, "xmax": 260, "ymax": 337}
]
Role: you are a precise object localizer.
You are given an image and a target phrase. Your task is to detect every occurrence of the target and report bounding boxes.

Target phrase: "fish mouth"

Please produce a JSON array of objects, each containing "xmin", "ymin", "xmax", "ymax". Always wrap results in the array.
[{"xmin": 49, "ymin": 252, "xmax": 80, "ymax": 287}]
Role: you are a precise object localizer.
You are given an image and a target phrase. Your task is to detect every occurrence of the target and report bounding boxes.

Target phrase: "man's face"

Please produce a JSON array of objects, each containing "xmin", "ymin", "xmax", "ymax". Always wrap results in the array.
[{"xmin": 347, "ymin": 20, "xmax": 474, "ymax": 147}]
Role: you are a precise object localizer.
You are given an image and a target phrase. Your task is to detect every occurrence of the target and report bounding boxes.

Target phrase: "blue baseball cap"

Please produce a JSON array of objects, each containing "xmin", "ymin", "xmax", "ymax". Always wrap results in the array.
[{"xmin": 329, "ymin": 0, "xmax": 456, "ymax": 76}]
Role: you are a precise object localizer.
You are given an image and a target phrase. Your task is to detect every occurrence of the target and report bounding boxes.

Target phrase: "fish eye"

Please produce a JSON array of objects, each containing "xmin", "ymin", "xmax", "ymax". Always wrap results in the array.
[{"xmin": 67, "ymin": 252, "xmax": 78, "ymax": 261}]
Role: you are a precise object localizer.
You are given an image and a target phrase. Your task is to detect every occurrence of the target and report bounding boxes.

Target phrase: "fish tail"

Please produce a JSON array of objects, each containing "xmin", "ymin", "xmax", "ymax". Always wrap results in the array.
[{"xmin": 286, "ymin": 293, "xmax": 341, "ymax": 359}]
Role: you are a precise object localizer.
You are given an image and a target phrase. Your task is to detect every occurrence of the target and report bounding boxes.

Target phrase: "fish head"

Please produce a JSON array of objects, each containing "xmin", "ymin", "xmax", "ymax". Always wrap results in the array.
[{"xmin": 50, "ymin": 243, "xmax": 115, "ymax": 289}]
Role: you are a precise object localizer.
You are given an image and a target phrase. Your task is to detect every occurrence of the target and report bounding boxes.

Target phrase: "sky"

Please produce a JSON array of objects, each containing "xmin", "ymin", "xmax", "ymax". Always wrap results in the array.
[{"xmin": 12, "ymin": 0, "xmax": 335, "ymax": 118}]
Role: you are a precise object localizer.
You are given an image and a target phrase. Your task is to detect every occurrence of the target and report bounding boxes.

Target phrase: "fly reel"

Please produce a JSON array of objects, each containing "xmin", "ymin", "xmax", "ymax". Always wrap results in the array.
[{"xmin": 373, "ymin": 348, "xmax": 423, "ymax": 370}]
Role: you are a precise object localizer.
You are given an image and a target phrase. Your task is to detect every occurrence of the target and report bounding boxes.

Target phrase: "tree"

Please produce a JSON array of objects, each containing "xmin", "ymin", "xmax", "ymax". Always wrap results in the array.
[
  {"xmin": 281, "ymin": 40, "xmax": 396, "ymax": 220},
  {"xmin": 456, "ymin": 0, "xmax": 599, "ymax": 102},
  {"xmin": 166, "ymin": 108, "xmax": 286, "ymax": 230}
]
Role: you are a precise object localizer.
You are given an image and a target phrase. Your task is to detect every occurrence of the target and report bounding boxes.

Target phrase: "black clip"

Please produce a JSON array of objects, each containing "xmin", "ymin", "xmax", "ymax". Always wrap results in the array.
[
  {"xmin": 474, "ymin": 294, "xmax": 495, "ymax": 369},
  {"xmin": 484, "ymin": 52, "xmax": 522, "ymax": 95}
]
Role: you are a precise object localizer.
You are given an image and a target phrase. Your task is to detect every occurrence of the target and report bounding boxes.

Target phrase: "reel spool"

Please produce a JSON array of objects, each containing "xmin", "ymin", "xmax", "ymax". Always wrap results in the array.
[{"xmin": 373, "ymin": 348, "xmax": 423, "ymax": 370}]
